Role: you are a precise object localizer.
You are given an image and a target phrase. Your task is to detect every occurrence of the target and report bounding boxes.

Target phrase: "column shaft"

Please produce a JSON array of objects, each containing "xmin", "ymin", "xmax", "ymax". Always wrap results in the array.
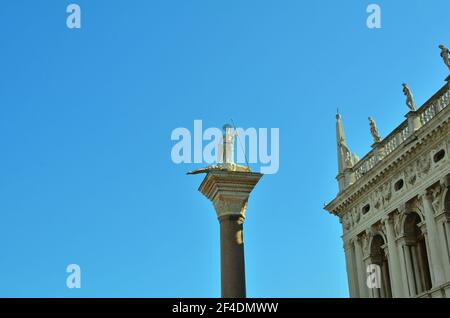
[
  {"xmin": 410, "ymin": 246, "xmax": 423, "ymax": 293},
  {"xmin": 219, "ymin": 215, "xmax": 246, "ymax": 298},
  {"xmin": 354, "ymin": 238, "xmax": 368, "ymax": 297},
  {"xmin": 381, "ymin": 261, "xmax": 391, "ymax": 298},
  {"xmin": 436, "ymin": 219, "xmax": 450, "ymax": 281},
  {"xmin": 397, "ymin": 239, "xmax": 411, "ymax": 296},
  {"xmin": 421, "ymin": 193, "xmax": 446, "ymax": 286},
  {"xmin": 445, "ymin": 221, "xmax": 450, "ymax": 265},
  {"xmin": 404, "ymin": 245, "xmax": 416, "ymax": 296},
  {"xmin": 363, "ymin": 258, "xmax": 375, "ymax": 298},
  {"xmin": 383, "ymin": 218, "xmax": 404, "ymax": 297},
  {"xmin": 344, "ymin": 240, "xmax": 359, "ymax": 297},
  {"xmin": 416, "ymin": 240, "xmax": 430, "ymax": 291}
]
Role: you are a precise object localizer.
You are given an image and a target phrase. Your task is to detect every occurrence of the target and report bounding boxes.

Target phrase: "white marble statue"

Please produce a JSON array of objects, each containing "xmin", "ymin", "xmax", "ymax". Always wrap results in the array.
[
  {"xmin": 187, "ymin": 124, "xmax": 251, "ymax": 175},
  {"xmin": 439, "ymin": 44, "xmax": 450, "ymax": 71},
  {"xmin": 369, "ymin": 117, "xmax": 381, "ymax": 143},
  {"xmin": 402, "ymin": 83, "xmax": 416, "ymax": 112}
]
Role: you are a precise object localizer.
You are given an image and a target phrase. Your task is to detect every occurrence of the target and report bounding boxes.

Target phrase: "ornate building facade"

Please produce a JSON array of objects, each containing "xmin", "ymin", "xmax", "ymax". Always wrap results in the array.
[{"xmin": 325, "ymin": 53, "xmax": 450, "ymax": 297}]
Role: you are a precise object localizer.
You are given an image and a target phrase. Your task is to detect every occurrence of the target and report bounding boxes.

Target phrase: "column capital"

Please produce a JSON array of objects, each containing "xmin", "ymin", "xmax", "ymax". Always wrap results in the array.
[
  {"xmin": 381, "ymin": 214, "xmax": 394, "ymax": 225},
  {"xmin": 343, "ymin": 239, "xmax": 354, "ymax": 251},
  {"xmin": 436, "ymin": 212, "xmax": 450, "ymax": 223},
  {"xmin": 417, "ymin": 221, "xmax": 428, "ymax": 235},
  {"xmin": 396, "ymin": 203, "xmax": 408, "ymax": 215},
  {"xmin": 438, "ymin": 177, "xmax": 450, "ymax": 214},
  {"xmin": 418, "ymin": 188, "xmax": 434, "ymax": 201},
  {"xmin": 199, "ymin": 170, "xmax": 263, "ymax": 219},
  {"xmin": 355, "ymin": 234, "xmax": 364, "ymax": 245},
  {"xmin": 380, "ymin": 215, "xmax": 396, "ymax": 241},
  {"xmin": 355, "ymin": 232, "xmax": 369, "ymax": 246},
  {"xmin": 440, "ymin": 174, "xmax": 450, "ymax": 189},
  {"xmin": 397, "ymin": 235, "xmax": 415, "ymax": 246},
  {"xmin": 362, "ymin": 228, "xmax": 374, "ymax": 238}
]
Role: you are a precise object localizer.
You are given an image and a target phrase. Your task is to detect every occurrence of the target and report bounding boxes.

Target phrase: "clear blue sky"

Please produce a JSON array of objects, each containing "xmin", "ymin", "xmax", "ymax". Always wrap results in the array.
[{"xmin": 0, "ymin": 0, "xmax": 449, "ymax": 297}]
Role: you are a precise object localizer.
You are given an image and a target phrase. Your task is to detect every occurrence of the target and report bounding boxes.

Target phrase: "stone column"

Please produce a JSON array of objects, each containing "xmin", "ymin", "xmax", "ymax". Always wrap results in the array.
[
  {"xmin": 396, "ymin": 237, "xmax": 411, "ymax": 297},
  {"xmin": 344, "ymin": 239, "xmax": 359, "ymax": 298},
  {"xmin": 420, "ymin": 191, "xmax": 446, "ymax": 286},
  {"xmin": 435, "ymin": 178, "xmax": 450, "ymax": 281},
  {"xmin": 218, "ymin": 214, "xmax": 246, "ymax": 298},
  {"xmin": 199, "ymin": 170, "xmax": 263, "ymax": 298},
  {"xmin": 416, "ymin": 239, "xmax": 430, "ymax": 290},
  {"xmin": 436, "ymin": 215, "xmax": 450, "ymax": 280},
  {"xmin": 403, "ymin": 243, "xmax": 417, "ymax": 296},
  {"xmin": 419, "ymin": 225, "xmax": 436, "ymax": 284},
  {"xmin": 363, "ymin": 256, "xmax": 375, "ymax": 298},
  {"xmin": 381, "ymin": 216, "xmax": 404, "ymax": 297},
  {"xmin": 354, "ymin": 236, "xmax": 368, "ymax": 298},
  {"xmin": 443, "ymin": 219, "xmax": 450, "ymax": 266},
  {"xmin": 410, "ymin": 246, "xmax": 423, "ymax": 293},
  {"xmin": 381, "ymin": 261, "xmax": 390, "ymax": 298},
  {"xmin": 382, "ymin": 244, "xmax": 395, "ymax": 298}
]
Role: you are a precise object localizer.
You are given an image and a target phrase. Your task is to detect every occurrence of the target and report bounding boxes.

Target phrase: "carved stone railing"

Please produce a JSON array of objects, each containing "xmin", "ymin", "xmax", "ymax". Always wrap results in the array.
[
  {"xmin": 418, "ymin": 84, "xmax": 450, "ymax": 126},
  {"xmin": 353, "ymin": 82, "xmax": 450, "ymax": 181}
]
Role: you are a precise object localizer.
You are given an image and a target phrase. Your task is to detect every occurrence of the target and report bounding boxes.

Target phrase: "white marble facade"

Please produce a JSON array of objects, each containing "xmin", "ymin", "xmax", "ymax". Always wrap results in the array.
[{"xmin": 325, "ymin": 79, "xmax": 450, "ymax": 298}]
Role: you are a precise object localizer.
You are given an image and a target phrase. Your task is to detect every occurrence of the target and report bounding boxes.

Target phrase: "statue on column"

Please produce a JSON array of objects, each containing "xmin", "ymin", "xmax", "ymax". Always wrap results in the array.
[
  {"xmin": 222, "ymin": 124, "xmax": 236, "ymax": 165},
  {"xmin": 187, "ymin": 123, "xmax": 251, "ymax": 175},
  {"xmin": 402, "ymin": 83, "xmax": 416, "ymax": 112},
  {"xmin": 439, "ymin": 44, "xmax": 450, "ymax": 71},
  {"xmin": 369, "ymin": 117, "xmax": 381, "ymax": 143}
]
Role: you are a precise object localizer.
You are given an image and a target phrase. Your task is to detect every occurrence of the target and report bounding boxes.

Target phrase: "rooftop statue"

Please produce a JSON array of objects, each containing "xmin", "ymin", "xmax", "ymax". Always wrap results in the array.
[
  {"xmin": 369, "ymin": 116, "xmax": 381, "ymax": 143},
  {"xmin": 187, "ymin": 124, "xmax": 251, "ymax": 175},
  {"xmin": 439, "ymin": 44, "xmax": 450, "ymax": 71},
  {"xmin": 402, "ymin": 83, "xmax": 416, "ymax": 112}
]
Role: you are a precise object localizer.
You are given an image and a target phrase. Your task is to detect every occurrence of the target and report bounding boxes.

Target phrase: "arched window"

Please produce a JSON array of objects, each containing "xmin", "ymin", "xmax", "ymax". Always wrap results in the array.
[
  {"xmin": 370, "ymin": 234, "xmax": 392, "ymax": 298},
  {"xmin": 403, "ymin": 213, "xmax": 432, "ymax": 295}
]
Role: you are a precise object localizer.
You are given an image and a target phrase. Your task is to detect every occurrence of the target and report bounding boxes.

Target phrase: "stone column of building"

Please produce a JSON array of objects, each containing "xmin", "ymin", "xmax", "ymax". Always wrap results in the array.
[
  {"xmin": 436, "ymin": 213, "xmax": 450, "ymax": 280},
  {"xmin": 416, "ymin": 239, "xmax": 430, "ymax": 290},
  {"xmin": 419, "ymin": 223, "xmax": 436, "ymax": 285},
  {"xmin": 396, "ymin": 246, "xmax": 410, "ymax": 296},
  {"xmin": 435, "ymin": 178, "xmax": 450, "ymax": 281},
  {"xmin": 363, "ymin": 256, "xmax": 375, "ymax": 298},
  {"xmin": 445, "ymin": 220, "xmax": 450, "ymax": 253},
  {"xmin": 396, "ymin": 235, "xmax": 415, "ymax": 297},
  {"xmin": 395, "ymin": 212, "xmax": 412, "ymax": 297},
  {"xmin": 199, "ymin": 170, "xmax": 262, "ymax": 298},
  {"xmin": 381, "ymin": 245, "xmax": 391, "ymax": 298},
  {"xmin": 354, "ymin": 236, "xmax": 368, "ymax": 298},
  {"xmin": 404, "ymin": 242, "xmax": 417, "ymax": 296},
  {"xmin": 382, "ymin": 215, "xmax": 404, "ymax": 297},
  {"xmin": 410, "ymin": 245, "xmax": 423, "ymax": 293},
  {"xmin": 420, "ymin": 191, "xmax": 446, "ymax": 287},
  {"xmin": 436, "ymin": 214, "xmax": 450, "ymax": 280},
  {"xmin": 343, "ymin": 239, "xmax": 359, "ymax": 297}
]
